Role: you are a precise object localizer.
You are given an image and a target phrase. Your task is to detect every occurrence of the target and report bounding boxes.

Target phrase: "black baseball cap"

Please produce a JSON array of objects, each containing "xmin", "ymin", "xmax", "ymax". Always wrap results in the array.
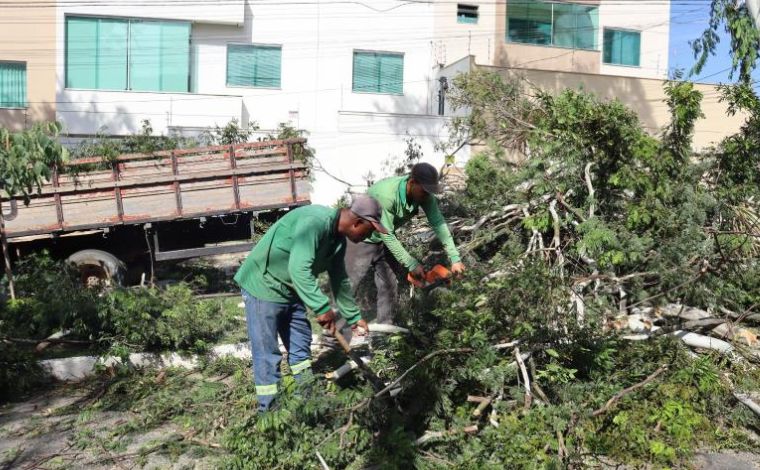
[
  {"xmin": 350, "ymin": 195, "xmax": 389, "ymax": 234},
  {"xmin": 410, "ymin": 162, "xmax": 442, "ymax": 194}
]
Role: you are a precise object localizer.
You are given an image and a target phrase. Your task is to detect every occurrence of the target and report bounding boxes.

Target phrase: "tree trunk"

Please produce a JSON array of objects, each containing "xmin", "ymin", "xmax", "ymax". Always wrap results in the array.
[{"xmin": 0, "ymin": 205, "xmax": 15, "ymax": 300}]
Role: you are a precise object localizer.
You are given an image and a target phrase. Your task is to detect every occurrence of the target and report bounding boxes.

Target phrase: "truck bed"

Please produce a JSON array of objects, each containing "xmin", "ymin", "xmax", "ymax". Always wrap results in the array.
[{"xmin": 4, "ymin": 139, "xmax": 311, "ymax": 240}]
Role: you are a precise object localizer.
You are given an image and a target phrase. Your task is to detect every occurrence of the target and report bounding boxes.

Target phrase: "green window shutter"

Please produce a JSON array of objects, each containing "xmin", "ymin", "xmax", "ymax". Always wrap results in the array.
[
  {"xmin": 622, "ymin": 31, "xmax": 641, "ymax": 66},
  {"xmin": 353, "ymin": 51, "xmax": 402, "ymax": 94},
  {"xmin": 227, "ymin": 45, "xmax": 281, "ymax": 88},
  {"xmin": 378, "ymin": 54, "xmax": 403, "ymax": 94},
  {"xmin": 227, "ymin": 45, "xmax": 255, "ymax": 87},
  {"xmin": 97, "ymin": 19, "xmax": 128, "ymax": 90},
  {"xmin": 66, "ymin": 17, "xmax": 98, "ymax": 89},
  {"xmin": 353, "ymin": 52, "xmax": 378, "ymax": 93},
  {"xmin": 603, "ymin": 29, "xmax": 640, "ymax": 66},
  {"xmin": 253, "ymin": 46, "xmax": 281, "ymax": 88},
  {"xmin": 129, "ymin": 21, "xmax": 162, "ymax": 91},
  {"xmin": 603, "ymin": 29, "xmax": 615, "ymax": 64},
  {"xmin": 160, "ymin": 22, "xmax": 190, "ymax": 92},
  {"xmin": 0, "ymin": 62, "xmax": 26, "ymax": 108},
  {"xmin": 130, "ymin": 20, "xmax": 190, "ymax": 92},
  {"xmin": 66, "ymin": 16, "xmax": 188, "ymax": 92}
]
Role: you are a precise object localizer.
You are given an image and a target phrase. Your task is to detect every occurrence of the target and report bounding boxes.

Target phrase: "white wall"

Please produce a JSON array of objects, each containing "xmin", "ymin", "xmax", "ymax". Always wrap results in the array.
[
  {"xmin": 599, "ymin": 0, "xmax": 670, "ymax": 79},
  {"xmin": 190, "ymin": 0, "xmax": 454, "ymax": 204},
  {"xmin": 55, "ymin": 0, "xmax": 466, "ymax": 204},
  {"xmin": 57, "ymin": 0, "xmax": 245, "ymax": 25},
  {"xmin": 57, "ymin": 90, "xmax": 242, "ymax": 135},
  {"xmin": 433, "ymin": 1, "xmax": 497, "ymax": 67}
]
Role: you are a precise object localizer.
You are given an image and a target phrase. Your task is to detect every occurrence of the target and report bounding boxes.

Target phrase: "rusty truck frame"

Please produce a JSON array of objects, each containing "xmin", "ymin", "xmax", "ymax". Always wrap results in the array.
[{"xmin": 2, "ymin": 138, "xmax": 311, "ymax": 284}]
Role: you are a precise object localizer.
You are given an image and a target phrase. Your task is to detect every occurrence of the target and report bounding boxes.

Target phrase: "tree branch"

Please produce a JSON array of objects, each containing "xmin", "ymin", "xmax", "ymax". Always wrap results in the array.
[
  {"xmin": 591, "ymin": 365, "xmax": 668, "ymax": 417},
  {"xmin": 373, "ymin": 348, "xmax": 474, "ymax": 399},
  {"xmin": 515, "ymin": 347, "xmax": 532, "ymax": 410}
]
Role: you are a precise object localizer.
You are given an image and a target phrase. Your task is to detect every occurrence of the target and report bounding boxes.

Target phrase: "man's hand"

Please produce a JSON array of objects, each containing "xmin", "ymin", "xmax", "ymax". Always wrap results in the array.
[
  {"xmin": 409, "ymin": 264, "xmax": 426, "ymax": 281},
  {"xmin": 352, "ymin": 319, "xmax": 370, "ymax": 336},
  {"xmin": 451, "ymin": 262, "xmax": 466, "ymax": 277},
  {"xmin": 316, "ymin": 310, "xmax": 337, "ymax": 334}
]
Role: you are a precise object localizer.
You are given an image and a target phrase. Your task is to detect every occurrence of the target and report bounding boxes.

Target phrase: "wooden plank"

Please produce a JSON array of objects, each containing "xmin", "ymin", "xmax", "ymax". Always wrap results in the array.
[{"xmin": 4, "ymin": 140, "xmax": 311, "ymax": 238}]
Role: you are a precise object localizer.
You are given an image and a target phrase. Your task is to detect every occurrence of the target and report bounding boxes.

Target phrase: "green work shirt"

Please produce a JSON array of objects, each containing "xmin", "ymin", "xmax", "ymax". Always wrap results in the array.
[
  {"xmin": 233, "ymin": 205, "xmax": 362, "ymax": 325},
  {"xmin": 366, "ymin": 175, "xmax": 461, "ymax": 270}
]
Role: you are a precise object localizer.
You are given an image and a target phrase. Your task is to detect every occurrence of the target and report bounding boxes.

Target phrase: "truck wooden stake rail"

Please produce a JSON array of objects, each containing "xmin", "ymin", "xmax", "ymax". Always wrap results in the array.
[{"xmin": 2, "ymin": 138, "xmax": 311, "ymax": 285}]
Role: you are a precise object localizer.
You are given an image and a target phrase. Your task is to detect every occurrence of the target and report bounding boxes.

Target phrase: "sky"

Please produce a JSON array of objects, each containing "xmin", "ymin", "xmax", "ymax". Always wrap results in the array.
[{"xmin": 669, "ymin": 1, "xmax": 760, "ymax": 84}]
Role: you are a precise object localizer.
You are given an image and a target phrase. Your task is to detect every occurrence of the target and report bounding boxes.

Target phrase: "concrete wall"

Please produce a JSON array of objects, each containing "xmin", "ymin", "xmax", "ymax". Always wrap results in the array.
[
  {"xmin": 433, "ymin": 1, "xmax": 498, "ymax": 67},
  {"xmin": 0, "ymin": 0, "xmax": 57, "ymax": 130},
  {"xmin": 598, "ymin": 0, "xmax": 670, "ymax": 78},
  {"xmin": 490, "ymin": 0, "xmax": 668, "ymax": 78},
  {"xmin": 479, "ymin": 65, "xmax": 746, "ymax": 151}
]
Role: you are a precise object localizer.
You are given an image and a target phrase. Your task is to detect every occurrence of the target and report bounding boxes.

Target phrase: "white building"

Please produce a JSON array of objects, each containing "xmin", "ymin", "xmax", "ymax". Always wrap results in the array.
[{"xmin": 1, "ymin": 0, "xmax": 672, "ymax": 204}]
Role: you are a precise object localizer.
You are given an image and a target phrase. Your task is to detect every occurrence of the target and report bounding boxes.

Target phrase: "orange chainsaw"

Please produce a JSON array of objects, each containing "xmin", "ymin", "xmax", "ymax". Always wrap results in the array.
[{"xmin": 407, "ymin": 264, "xmax": 453, "ymax": 291}]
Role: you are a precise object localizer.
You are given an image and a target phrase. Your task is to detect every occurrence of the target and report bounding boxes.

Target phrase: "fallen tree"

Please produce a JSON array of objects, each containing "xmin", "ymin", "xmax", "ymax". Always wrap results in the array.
[{"xmin": 6, "ymin": 74, "xmax": 760, "ymax": 469}]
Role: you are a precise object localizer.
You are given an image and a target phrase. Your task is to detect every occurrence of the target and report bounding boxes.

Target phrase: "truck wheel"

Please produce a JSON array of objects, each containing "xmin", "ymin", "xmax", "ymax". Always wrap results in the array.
[{"xmin": 67, "ymin": 249, "xmax": 127, "ymax": 287}]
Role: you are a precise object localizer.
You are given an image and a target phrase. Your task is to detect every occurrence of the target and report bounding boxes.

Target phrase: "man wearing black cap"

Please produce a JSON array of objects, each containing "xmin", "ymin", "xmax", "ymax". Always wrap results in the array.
[
  {"xmin": 234, "ymin": 196, "xmax": 388, "ymax": 412},
  {"xmin": 345, "ymin": 162, "xmax": 465, "ymax": 326}
]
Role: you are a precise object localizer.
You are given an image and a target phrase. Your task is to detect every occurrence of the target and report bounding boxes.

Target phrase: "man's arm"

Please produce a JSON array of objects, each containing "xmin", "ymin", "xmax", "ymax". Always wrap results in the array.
[
  {"xmin": 327, "ymin": 247, "xmax": 362, "ymax": 325},
  {"xmin": 421, "ymin": 196, "xmax": 461, "ymax": 264},
  {"xmin": 288, "ymin": 216, "xmax": 333, "ymax": 315},
  {"xmin": 377, "ymin": 207, "xmax": 420, "ymax": 270}
]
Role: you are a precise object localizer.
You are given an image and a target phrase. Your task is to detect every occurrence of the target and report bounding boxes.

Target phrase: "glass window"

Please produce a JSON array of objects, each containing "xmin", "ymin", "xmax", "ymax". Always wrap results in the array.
[
  {"xmin": 352, "ymin": 51, "xmax": 403, "ymax": 95},
  {"xmin": 507, "ymin": 0, "xmax": 599, "ymax": 50},
  {"xmin": 226, "ymin": 45, "xmax": 282, "ymax": 88},
  {"xmin": 0, "ymin": 62, "xmax": 26, "ymax": 108},
  {"xmin": 507, "ymin": 0, "xmax": 552, "ymax": 45},
  {"xmin": 603, "ymin": 29, "xmax": 641, "ymax": 66},
  {"xmin": 65, "ymin": 16, "xmax": 190, "ymax": 92},
  {"xmin": 457, "ymin": 4, "xmax": 479, "ymax": 24}
]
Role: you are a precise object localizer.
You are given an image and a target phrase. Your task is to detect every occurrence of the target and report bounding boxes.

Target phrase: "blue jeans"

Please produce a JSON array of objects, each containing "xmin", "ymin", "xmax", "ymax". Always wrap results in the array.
[{"xmin": 242, "ymin": 289, "xmax": 313, "ymax": 412}]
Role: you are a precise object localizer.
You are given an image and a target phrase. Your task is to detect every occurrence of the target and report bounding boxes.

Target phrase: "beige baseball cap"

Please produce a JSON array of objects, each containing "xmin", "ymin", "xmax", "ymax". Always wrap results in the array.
[{"xmin": 350, "ymin": 195, "xmax": 389, "ymax": 234}]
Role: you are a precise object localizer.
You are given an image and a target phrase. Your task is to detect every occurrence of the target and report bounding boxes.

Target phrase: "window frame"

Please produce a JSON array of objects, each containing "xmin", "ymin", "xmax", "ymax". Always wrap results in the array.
[
  {"xmin": 457, "ymin": 4, "xmax": 479, "ymax": 24},
  {"xmin": 602, "ymin": 27, "xmax": 642, "ymax": 67},
  {"xmin": 225, "ymin": 43, "xmax": 283, "ymax": 90},
  {"xmin": 351, "ymin": 49, "xmax": 405, "ymax": 96},
  {"xmin": 506, "ymin": 0, "xmax": 599, "ymax": 52},
  {"xmin": 64, "ymin": 14, "xmax": 192, "ymax": 93},
  {"xmin": 0, "ymin": 60, "xmax": 27, "ymax": 109}
]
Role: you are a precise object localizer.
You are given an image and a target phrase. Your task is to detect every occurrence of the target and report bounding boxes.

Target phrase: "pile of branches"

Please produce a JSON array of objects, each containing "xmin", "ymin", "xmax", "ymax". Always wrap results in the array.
[
  {"xmin": 10, "ymin": 73, "xmax": 760, "ymax": 469},
  {"xmin": 221, "ymin": 73, "xmax": 760, "ymax": 469}
]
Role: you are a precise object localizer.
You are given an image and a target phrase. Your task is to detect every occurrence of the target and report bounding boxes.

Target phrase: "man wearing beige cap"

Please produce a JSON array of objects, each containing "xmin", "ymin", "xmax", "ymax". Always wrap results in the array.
[{"xmin": 234, "ymin": 196, "xmax": 388, "ymax": 412}]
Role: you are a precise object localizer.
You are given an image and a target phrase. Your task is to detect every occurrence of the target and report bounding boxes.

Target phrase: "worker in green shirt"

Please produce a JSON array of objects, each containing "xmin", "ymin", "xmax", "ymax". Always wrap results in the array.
[
  {"xmin": 234, "ymin": 196, "xmax": 388, "ymax": 412},
  {"xmin": 345, "ymin": 162, "xmax": 465, "ymax": 327}
]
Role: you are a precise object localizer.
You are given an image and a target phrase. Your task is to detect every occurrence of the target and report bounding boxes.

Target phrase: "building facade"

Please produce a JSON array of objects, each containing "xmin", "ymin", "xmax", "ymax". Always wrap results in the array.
[
  {"xmin": 1, "ymin": 0, "xmax": 673, "ymax": 203},
  {"xmin": 0, "ymin": 0, "xmax": 57, "ymax": 130}
]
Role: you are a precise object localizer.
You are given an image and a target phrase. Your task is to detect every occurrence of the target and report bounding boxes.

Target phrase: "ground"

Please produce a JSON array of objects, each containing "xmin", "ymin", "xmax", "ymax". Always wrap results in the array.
[
  {"xmin": 3, "ymin": 369, "xmax": 760, "ymax": 469},
  {"xmin": 0, "ymin": 378, "xmax": 224, "ymax": 469}
]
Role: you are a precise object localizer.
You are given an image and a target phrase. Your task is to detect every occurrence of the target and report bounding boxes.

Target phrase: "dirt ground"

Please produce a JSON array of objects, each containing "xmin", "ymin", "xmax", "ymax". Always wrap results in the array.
[
  {"xmin": 0, "ymin": 383, "xmax": 224, "ymax": 470},
  {"xmin": 3, "ymin": 380, "xmax": 760, "ymax": 469}
]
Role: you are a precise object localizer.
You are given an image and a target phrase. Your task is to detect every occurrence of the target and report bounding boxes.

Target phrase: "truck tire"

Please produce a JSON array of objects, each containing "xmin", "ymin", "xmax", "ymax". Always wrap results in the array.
[{"xmin": 67, "ymin": 249, "xmax": 127, "ymax": 287}]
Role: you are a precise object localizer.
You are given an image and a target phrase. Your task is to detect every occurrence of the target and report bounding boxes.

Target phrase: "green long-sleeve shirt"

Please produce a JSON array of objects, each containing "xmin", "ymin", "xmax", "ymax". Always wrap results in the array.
[
  {"xmin": 366, "ymin": 175, "xmax": 461, "ymax": 270},
  {"xmin": 234, "ymin": 205, "xmax": 362, "ymax": 325}
]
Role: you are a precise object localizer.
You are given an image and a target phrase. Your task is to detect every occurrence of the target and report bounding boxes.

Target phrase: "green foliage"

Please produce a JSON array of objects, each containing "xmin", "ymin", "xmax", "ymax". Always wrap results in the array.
[
  {"xmin": 71, "ymin": 120, "xmax": 198, "ymax": 163},
  {"xmin": 1, "ymin": 252, "xmax": 240, "ymax": 362},
  {"xmin": 0, "ymin": 122, "xmax": 68, "ymax": 203},
  {"xmin": 0, "ymin": 343, "xmax": 46, "ymax": 402},
  {"xmin": 202, "ymin": 118, "xmax": 260, "ymax": 146},
  {"xmin": 692, "ymin": 0, "xmax": 760, "ymax": 83},
  {"xmin": 98, "ymin": 282, "xmax": 236, "ymax": 353}
]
